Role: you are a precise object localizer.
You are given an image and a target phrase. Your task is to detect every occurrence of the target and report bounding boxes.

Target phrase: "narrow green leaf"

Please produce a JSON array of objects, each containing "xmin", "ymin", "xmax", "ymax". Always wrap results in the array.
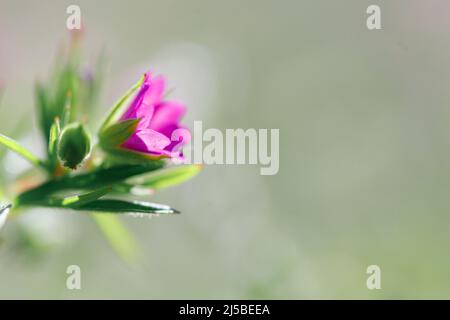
[
  {"xmin": 60, "ymin": 187, "xmax": 111, "ymax": 207},
  {"xmin": 35, "ymin": 82, "xmax": 51, "ymax": 142},
  {"xmin": 48, "ymin": 117, "xmax": 61, "ymax": 157},
  {"xmin": 23, "ymin": 187, "xmax": 111, "ymax": 209},
  {"xmin": 76, "ymin": 199, "xmax": 179, "ymax": 214},
  {"xmin": 90, "ymin": 213, "xmax": 139, "ymax": 263},
  {"xmin": 126, "ymin": 164, "xmax": 202, "ymax": 190},
  {"xmin": 16, "ymin": 162, "xmax": 164, "ymax": 205},
  {"xmin": 21, "ymin": 197, "xmax": 178, "ymax": 215},
  {"xmin": 0, "ymin": 133, "xmax": 45, "ymax": 169},
  {"xmin": 53, "ymin": 67, "xmax": 77, "ymax": 122},
  {"xmin": 47, "ymin": 118, "xmax": 61, "ymax": 173},
  {"xmin": 60, "ymin": 91, "xmax": 73, "ymax": 128},
  {"xmin": 99, "ymin": 75, "xmax": 145, "ymax": 133},
  {"xmin": 0, "ymin": 204, "xmax": 12, "ymax": 230}
]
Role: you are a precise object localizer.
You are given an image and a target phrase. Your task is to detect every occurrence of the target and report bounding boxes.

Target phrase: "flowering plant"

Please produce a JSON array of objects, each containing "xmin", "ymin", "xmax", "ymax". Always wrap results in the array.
[{"xmin": 0, "ymin": 36, "xmax": 200, "ymax": 260}]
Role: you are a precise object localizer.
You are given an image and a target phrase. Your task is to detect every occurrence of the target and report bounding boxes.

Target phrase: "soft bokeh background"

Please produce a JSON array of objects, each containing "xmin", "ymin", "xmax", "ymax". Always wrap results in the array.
[{"xmin": 1, "ymin": 0, "xmax": 450, "ymax": 299}]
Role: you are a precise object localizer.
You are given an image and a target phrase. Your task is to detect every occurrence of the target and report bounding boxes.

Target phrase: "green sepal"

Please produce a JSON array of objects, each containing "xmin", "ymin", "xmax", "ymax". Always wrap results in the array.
[
  {"xmin": 99, "ymin": 118, "xmax": 140, "ymax": 149},
  {"xmin": 99, "ymin": 75, "xmax": 144, "ymax": 133},
  {"xmin": 102, "ymin": 147, "xmax": 169, "ymax": 165}
]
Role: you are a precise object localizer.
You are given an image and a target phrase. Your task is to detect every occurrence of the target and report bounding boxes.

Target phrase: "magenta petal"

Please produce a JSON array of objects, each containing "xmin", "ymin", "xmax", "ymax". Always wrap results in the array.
[
  {"xmin": 166, "ymin": 126, "xmax": 191, "ymax": 152},
  {"xmin": 150, "ymin": 101, "xmax": 186, "ymax": 135},
  {"xmin": 120, "ymin": 85, "xmax": 148, "ymax": 121},
  {"xmin": 117, "ymin": 71, "xmax": 190, "ymax": 159},
  {"xmin": 122, "ymin": 129, "xmax": 171, "ymax": 154},
  {"xmin": 142, "ymin": 75, "xmax": 165, "ymax": 107},
  {"xmin": 120, "ymin": 73, "xmax": 166, "ymax": 128},
  {"xmin": 120, "ymin": 73, "xmax": 151, "ymax": 121}
]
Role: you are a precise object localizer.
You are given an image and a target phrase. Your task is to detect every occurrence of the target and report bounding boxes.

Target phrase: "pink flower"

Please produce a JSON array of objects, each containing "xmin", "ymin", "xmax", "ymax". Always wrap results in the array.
[{"xmin": 120, "ymin": 72, "xmax": 191, "ymax": 160}]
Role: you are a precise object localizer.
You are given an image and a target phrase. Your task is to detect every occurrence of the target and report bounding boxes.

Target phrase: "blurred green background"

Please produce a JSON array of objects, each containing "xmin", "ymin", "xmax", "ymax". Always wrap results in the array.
[{"xmin": 1, "ymin": 0, "xmax": 450, "ymax": 299}]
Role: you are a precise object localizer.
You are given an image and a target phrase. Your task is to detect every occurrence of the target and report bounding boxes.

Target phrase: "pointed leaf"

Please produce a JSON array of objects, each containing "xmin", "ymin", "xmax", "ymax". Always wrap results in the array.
[
  {"xmin": 48, "ymin": 117, "xmax": 61, "ymax": 157},
  {"xmin": 23, "ymin": 187, "xmax": 111, "ymax": 209},
  {"xmin": 35, "ymin": 82, "xmax": 51, "ymax": 142},
  {"xmin": 127, "ymin": 164, "xmax": 202, "ymax": 190},
  {"xmin": 60, "ymin": 187, "xmax": 112, "ymax": 207},
  {"xmin": 0, "ymin": 133, "xmax": 45, "ymax": 169},
  {"xmin": 0, "ymin": 204, "xmax": 12, "ymax": 230},
  {"xmin": 47, "ymin": 117, "xmax": 61, "ymax": 172},
  {"xmin": 16, "ymin": 162, "xmax": 165, "ymax": 205},
  {"xmin": 22, "ymin": 197, "xmax": 178, "ymax": 215},
  {"xmin": 76, "ymin": 199, "xmax": 179, "ymax": 214},
  {"xmin": 61, "ymin": 91, "xmax": 73, "ymax": 128}
]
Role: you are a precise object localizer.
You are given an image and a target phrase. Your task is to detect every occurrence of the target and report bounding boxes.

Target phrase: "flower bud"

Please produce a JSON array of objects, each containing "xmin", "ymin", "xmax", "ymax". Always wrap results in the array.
[{"xmin": 57, "ymin": 123, "xmax": 91, "ymax": 169}]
